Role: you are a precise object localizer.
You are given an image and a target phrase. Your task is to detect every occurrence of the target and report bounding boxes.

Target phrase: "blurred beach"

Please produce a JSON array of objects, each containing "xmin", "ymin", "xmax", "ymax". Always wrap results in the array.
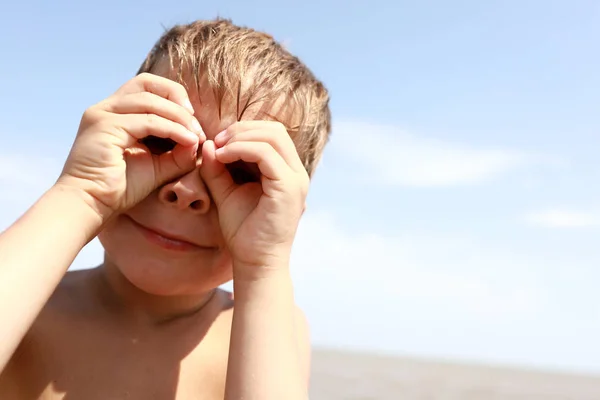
[{"xmin": 310, "ymin": 349, "xmax": 600, "ymax": 400}]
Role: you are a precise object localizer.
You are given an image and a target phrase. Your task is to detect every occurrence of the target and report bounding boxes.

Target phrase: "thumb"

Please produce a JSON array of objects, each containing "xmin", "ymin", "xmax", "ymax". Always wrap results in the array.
[
  {"xmin": 200, "ymin": 140, "xmax": 235, "ymax": 209},
  {"xmin": 152, "ymin": 143, "xmax": 198, "ymax": 187}
]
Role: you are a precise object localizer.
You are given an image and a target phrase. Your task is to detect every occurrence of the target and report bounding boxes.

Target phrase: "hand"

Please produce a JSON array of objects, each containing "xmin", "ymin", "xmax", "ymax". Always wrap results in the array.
[
  {"xmin": 57, "ymin": 73, "xmax": 205, "ymax": 221},
  {"xmin": 201, "ymin": 121, "xmax": 309, "ymax": 277}
]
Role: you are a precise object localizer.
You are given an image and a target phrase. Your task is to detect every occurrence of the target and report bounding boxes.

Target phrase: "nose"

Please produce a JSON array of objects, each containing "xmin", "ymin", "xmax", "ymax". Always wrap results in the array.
[{"xmin": 157, "ymin": 168, "xmax": 211, "ymax": 214}]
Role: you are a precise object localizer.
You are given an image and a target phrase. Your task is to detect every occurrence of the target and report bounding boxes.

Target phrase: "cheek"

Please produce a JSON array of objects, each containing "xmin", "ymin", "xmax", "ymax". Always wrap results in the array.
[
  {"xmin": 98, "ymin": 220, "xmax": 234, "ymax": 295},
  {"xmin": 97, "ymin": 220, "xmax": 124, "ymax": 255}
]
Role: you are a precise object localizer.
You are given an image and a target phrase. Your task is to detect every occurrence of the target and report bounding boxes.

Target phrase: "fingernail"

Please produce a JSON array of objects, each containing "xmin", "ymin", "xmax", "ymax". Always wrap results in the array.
[
  {"xmin": 186, "ymin": 129, "xmax": 203, "ymax": 142},
  {"xmin": 186, "ymin": 131, "xmax": 199, "ymax": 143},
  {"xmin": 191, "ymin": 118, "xmax": 202, "ymax": 133},
  {"xmin": 214, "ymin": 129, "xmax": 227, "ymax": 144},
  {"xmin": 190, "ymin": 120, "xmax": 206, "ymax": 141},
  {"xmin": 184, "ymin": 99, "xmax": 195, "ymax": 114}
]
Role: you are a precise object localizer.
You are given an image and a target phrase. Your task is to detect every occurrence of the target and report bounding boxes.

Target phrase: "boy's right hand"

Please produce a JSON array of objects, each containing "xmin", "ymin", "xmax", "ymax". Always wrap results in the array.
[{"xmin": 57, "ymin": 73, "xmax": 204, "ymax": 221}]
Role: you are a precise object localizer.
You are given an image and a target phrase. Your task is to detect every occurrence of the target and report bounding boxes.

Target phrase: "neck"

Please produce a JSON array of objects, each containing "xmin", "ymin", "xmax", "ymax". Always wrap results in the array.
[{"xmin": 93, "ymin": 259, "xmax": 218, "ymax": 325}]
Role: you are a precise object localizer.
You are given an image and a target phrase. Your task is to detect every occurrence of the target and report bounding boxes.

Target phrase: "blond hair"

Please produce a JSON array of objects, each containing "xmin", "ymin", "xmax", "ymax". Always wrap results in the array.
[{"xmin": 137, "ymin": 18, "xmax": 331, "ymax": 176}]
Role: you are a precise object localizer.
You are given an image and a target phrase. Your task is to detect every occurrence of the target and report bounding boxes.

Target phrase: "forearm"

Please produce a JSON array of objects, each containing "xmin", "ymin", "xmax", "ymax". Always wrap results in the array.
[
  {"xmin": 0, "ymin": 185, "xmax": 102, "ymax": 371},
  {"xmin": 225, "ymin": 266, "xmax": 307, "ymax": 400}
]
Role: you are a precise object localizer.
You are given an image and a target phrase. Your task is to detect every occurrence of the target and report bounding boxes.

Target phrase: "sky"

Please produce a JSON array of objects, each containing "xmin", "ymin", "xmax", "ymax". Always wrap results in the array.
[{"xmin": 2, "ymin": 0, "xmax": 600, "ymax": 375}]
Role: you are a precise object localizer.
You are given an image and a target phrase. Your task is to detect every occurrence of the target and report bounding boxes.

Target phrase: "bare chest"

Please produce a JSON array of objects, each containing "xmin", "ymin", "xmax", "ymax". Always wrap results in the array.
[{"xmin": 3, "ymin": 320, "xmax": 229, "ymax": 400}]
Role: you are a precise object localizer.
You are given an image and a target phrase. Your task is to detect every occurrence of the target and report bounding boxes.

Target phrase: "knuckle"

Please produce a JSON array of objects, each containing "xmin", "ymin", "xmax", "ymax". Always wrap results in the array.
[
  {"xmin": 177, "ymin": 123, "xmax": 190, "ymax": 137},
  {"xmin": 143, "ymin": 113, "xmax": 157, "ymax": 128},
  {"xmin": 271, "ymin": 121, "xmax": 287, "ymax": 132},
  {"xmin": 172, "ymin": 79, "xmax": 187, "ymax": 93},
  {"xmin": 81, "ymin": 107, "xmax": 103, "ymax": 124},
  {"xmin": 133, "ymin": 72, "xmax": 155, "ymax": 89},
  {"xmin": 140, "ymin": 91, "xmax": 158, "ymax": 110},
  {"xmin": 297, "ymin": 168, "xmax": 310, "ymax": 187},
  {"xmin": 226, "ymin": 121, "xmax": 241, "ymax": 134},
  {"xmin": 260, "ymin": 142, "xmax": 275, "ymax": 154},
  {"xmin": 300, "ymin": 170, "xmax": 310, "ymax": 186},
  {"xmin": 137, "ymin": 90, "xmax": 152, "ymax": 100},
  {"xmin": 227, "ymin": 134, "xmax": 241, "ymax": 145},
  {"xmin": 136, "ymin": 72, "xmax": 153, "ymax": 81},
  {"xmin": 299, "ymin": 180, "xmax": 310, "ymax": 197},
  {"xmin": 170, "ymin": 120, "xmax": 188, "ymax": 136},
  {"xmin": 160, "ymin": 76, "xmax": 187, "ymax": 97},
  {"xmin": 95, "ymin": 99, "xmax": 112, "ymax": 112}
]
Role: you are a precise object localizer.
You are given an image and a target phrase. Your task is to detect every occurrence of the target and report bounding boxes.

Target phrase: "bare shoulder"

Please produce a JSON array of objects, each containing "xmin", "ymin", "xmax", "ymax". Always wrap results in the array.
[
  {"xmin": 36, "ymin": 268, "xmax": 103, "ymax": 327},
  {"xmin": 10, "ymin": 267, "xmax": 98, "ymax": 345},
  {"xmin": 6, "ymin": 267, "xmax": 99, "ymax": 350},
  {"xmin": 50, "ymin": 268, "xmax": 99, "ymax": 309},
  {"xmin": 0, "ymin": 269, "xmax": 97, "ymax": 396}
]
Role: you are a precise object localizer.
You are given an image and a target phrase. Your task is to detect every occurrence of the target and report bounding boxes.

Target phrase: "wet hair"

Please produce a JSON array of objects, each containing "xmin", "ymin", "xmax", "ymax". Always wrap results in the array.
[{"xmin": 137, "ymin": 18, "xmax": 331, "ymax": 176}]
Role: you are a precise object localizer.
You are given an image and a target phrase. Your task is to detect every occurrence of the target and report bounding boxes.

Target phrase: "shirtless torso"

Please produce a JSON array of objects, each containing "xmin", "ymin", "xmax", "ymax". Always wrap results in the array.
[{"xmin": 0, "ymin": 268, "xmax": 235, "ymax": 400}]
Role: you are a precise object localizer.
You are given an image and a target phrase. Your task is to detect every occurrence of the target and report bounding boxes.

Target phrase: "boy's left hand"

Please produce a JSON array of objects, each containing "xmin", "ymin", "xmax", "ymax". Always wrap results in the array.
[{"xmin": 201, "ymin": 121, "xmax": 308, "ymax": 279}]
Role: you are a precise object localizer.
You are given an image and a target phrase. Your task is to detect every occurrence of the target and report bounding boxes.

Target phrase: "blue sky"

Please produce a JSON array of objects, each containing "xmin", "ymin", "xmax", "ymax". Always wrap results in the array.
[{"xmin": 2, "ymin": 0, "xmax": 600, "ymax": 374}]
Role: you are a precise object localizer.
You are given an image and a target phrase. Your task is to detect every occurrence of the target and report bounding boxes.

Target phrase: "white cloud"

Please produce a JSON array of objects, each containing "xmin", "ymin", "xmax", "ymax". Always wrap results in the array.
[
  {"xmin": 289, "ymin": 210, "xmax": 600, "ymax": 372},
  {"xmin": 291, "ymin": 211, "xmax": 546, "ymax": 319},
  {"xmin": 524, "ymin": 209, "xmax": 599, "ymax": 228},
  {"xmin": 2, "ymin": 149, "xmax": 599, "ymax": 371},
  {"xmin": 330, "ymin": 119, "xmax": 541, "ymax": 187},
  {"xmin": 1, "ymin": 143, "xmax": 537, "ymax": 317}
]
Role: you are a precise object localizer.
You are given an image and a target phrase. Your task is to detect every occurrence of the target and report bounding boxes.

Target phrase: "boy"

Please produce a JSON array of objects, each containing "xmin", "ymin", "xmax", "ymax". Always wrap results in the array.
[{"xmin": 0, "ymin": 18, "xmax": 330, "ymax": 399}]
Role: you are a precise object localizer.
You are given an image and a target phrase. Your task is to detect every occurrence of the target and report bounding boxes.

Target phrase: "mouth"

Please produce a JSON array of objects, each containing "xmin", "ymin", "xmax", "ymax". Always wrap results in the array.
[{"xmin": 125, "ymin": 215, "xmax": 213, "ymax": 252}]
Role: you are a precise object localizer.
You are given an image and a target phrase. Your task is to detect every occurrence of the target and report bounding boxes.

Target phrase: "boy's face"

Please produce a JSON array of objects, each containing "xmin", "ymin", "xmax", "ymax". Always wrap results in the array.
[{"xmin": 97, "ymin": 63, "xmax": 292, "ymax": 296}]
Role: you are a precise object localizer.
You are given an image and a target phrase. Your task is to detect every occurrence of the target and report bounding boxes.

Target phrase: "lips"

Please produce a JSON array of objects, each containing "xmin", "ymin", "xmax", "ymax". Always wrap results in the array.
[{"xmin": 125, "ymin": 215, "xmax": 211, "ymax": 252}]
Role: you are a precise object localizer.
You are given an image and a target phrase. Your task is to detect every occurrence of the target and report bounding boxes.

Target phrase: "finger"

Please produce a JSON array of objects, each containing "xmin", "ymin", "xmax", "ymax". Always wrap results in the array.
[
  {"xmin": 214, "ymin": 121, "xmax": 292, "ymax": 147},
  {"xmin": 218, "ymin": 120, "xmax": 288, "ymax": 133},
  {"xmin": 153, "ymin": 141, "xmax": 198, "ymax": 186},
  {"xmin": 115, "ymin": 73, "xmax": 195, "ymax": 114},
  {"xmin": 215, "ymin": 141, "xmax": 290, "ymax": 181},
  {"xmin": 117, "ymin": 113, "xmax": 199, "ymax": 148},
  {"xmin": 104, "ymin": 92, "xmax": 205, "ymax": 139},
  {"xmin": 214, "ymin": 127, "xmax": 303, "ymax": 172},
  {"xmin": 200, "ymin": 140, "xmax": 236, "ymax": 208}
]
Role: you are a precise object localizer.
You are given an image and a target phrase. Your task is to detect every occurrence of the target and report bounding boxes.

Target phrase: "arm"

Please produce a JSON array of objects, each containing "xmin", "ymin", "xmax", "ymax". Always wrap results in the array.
[
  {"xmin": 0, "ymin": 185, "xmax": 101, "ymax": 371},
  {"xmin": 225, "ymin": 268, "xmax": 310, "ymax": 400},
  {"xmin": 0, "ymin": 73, "xmax": 203, "ymax": 373},
  {"xmin": 199, "ymin": 122, "xmax": 313, "ymax": 400}
]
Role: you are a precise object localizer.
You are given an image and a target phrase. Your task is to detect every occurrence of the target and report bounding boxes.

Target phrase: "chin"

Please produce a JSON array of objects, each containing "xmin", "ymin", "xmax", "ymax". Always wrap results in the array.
[{"xmin": 97, "ymin": 217, "xmax": 233, "ymax": 296}]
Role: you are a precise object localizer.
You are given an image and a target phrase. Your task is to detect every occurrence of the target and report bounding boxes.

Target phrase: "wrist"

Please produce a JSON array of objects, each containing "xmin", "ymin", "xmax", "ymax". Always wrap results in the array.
[
  {"xmin": 232, "ymin": 253, "xmax": 291, "ymax": 283},
  {"xmin": 47, "ymin": 183, "xmax": 107, "ymax": 239},
  {"xmin": 53, "ymin": 178, "xmax": 114, "ymax": 223},
  {"xmin": 232, "ymin": 265, "xmax": 295, "ymax": 304}
]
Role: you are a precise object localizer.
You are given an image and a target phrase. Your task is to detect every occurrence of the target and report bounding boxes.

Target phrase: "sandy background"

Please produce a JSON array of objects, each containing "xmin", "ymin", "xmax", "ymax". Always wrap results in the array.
[{"xmin": 309, "ymin": 349, "xmax": 600, "ymax": 399}]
